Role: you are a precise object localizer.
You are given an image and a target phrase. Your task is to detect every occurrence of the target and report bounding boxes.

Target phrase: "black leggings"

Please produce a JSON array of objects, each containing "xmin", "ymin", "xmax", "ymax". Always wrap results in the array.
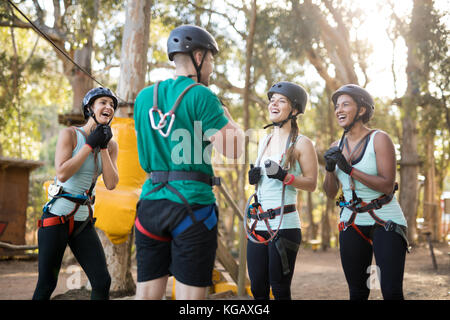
[
  {"xmin": 32, "ymin": 212, "xmax": 111, "ymax": 300},
  {"xmin": 339, "ymin": 224, "xmax": 406, "ymax": 300},
  {"xmin": 247, "ymin": 228, "xmax": 301, "ymax": 300}
]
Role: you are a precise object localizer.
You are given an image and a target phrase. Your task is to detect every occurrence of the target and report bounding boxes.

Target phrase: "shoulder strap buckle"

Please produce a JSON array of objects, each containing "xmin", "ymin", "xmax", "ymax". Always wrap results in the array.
[{"xmin": 211, "ymin": 176, "xmax": 221, "ymax": 186}]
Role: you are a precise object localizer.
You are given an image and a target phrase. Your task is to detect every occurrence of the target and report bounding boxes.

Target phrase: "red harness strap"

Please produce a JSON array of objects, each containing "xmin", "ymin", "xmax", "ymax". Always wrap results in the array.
[
  {"xmin": 338, "ymin": 220, "xmax": 372, "ymax": 245},
  {"xmin": 37, "ymin": 203, "xmax": 80, "ymax": 236},
  {"xmin": 338, "ymin": 196, "xmax": 395, "ymax": 245},
  {"xmin": 134, "ymin": 216, "xmax": 172, "ymax": 242}
]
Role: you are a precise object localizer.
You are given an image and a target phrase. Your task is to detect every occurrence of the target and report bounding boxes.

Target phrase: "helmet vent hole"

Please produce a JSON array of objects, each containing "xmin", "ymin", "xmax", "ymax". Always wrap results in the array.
[
  {"xmin": 185, "ymin": 36, "xmax": 192, "ymax": 41},
  {"xmin": 173, "ymin": 38, "xmax": 179, "ymax": 43}
]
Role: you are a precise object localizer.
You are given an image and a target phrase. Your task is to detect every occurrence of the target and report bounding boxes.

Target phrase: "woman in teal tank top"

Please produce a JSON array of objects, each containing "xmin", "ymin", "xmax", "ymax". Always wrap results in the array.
[
  {"xmin": 246, "ymin": 82, "xmax": 318, "ymax": 300},
  {"xmin": 33, "ymin": 88, "xmax": 119, "ymax": 300},
  {"xmin": 323, "ymin": 84, "xmax": 408, "ymax": 300}
]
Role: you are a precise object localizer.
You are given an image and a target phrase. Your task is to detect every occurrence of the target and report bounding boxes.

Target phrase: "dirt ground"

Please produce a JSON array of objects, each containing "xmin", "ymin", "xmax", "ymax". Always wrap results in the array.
[{"xmin": 0, "ymin": 242, "xmax": 448, "ymax": 300}]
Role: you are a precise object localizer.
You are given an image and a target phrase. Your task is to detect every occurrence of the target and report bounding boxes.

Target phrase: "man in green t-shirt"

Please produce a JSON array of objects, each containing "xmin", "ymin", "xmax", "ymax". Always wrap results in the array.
[{"xmin": 134, "ymin": 25, "xmax": 244, "ymax": 300}]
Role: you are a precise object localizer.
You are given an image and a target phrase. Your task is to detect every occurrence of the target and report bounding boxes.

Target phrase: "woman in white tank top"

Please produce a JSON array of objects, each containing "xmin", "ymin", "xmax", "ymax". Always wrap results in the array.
[
  {"xmin": 33, "ymin": 88, "xmax": 119, "ymax": 300},
  {"xmin": 323, "ymin": 84, "xmax": 408, "ymax": 300},
  {"xmin": 246, "ymin": 82, "xmax": 318, "ymax": 300}
]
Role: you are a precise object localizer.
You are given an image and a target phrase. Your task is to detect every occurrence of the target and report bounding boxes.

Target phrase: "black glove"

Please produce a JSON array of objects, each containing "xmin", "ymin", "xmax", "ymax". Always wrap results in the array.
[
  {"xmin": 324, "ymin": 146, "xmax": 340, "ymax": 172},
  {"xmin": 264, "ymin": 159, "xmax": 288, "ymax": 182},
  {"xmin": 248, "ymin": 164, "xmax": 262, "ymax": 185},
  {"xmin": 86, "ymin": 124, "xmax": 107, "ymax": 149},
  {"xmin": 328, "ymin": 149, "xmax": 353, "ymax": 175},
  {"xmin": 99, "ymin": 125, "xmax": 113, "ymax": 149}
]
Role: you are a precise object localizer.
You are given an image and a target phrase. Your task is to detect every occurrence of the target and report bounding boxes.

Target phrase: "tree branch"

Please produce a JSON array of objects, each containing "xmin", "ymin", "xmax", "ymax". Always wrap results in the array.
[
  {"xmin": 305, "ymin": 48, "xmax": 340, "ymax": 91},
  {"xmin": 185, "ymin": 0, "xmax": 246, "ymax": 39}
]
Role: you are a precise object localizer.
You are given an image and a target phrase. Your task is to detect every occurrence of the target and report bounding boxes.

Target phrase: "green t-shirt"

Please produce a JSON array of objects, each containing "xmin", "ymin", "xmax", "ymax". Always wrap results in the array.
[{"xmin": 134, "ymin": 76, "xmax": 229, "ymax": 205}]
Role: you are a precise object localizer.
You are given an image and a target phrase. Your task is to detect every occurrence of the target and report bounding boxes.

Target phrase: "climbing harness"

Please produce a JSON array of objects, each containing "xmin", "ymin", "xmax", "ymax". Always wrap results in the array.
[
  {"xmin": 335, "ymin": 131, "xmax": 410, "ymax": 252},
  {"xmin": 140, "ymin": 80, "xmax": 222, "ymax": 240},
  {"xmin": 149, "ymin": 81, "xmax": 201, "ymax": 137},
  {"xmin": 244, "ymin": 132, "xmax": 294, "ymax": 245},
  {"xmin": 38, "ymin": 127, "xmax": 99, "ymax": 238},
  {"xmin": 135, "ymin": 170, "xmax": 221, "ymax": 241},
  {"xmin": 244, "ymin": 131, "xmax": 301, "ymax": 274}
]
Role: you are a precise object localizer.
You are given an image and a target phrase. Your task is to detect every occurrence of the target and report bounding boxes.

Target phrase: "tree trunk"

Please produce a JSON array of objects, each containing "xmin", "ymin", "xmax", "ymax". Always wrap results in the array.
[
  {"xmin": 237, "ymin": 0, "xmax": 257, "ymax": 297},
  {"xmin": 422, "ymin": 130, "xmax": 440, "ymax": 241},
  {"xmin": 96, "ymin": 0, "xmax": 152, "ymax": 295},
  {"xmin": 321, "ymin": 198, "xmax": 333, "ymax": 251},
  {"xmin": 96, "ymin": 229, "xmax": 135, "ymax": 296},
  {"xmin": 116, "ymin": 0, "xmax": 152, "ymax": 116},
  {"xmin": 398, "ymin": 114, "xmax": 419, "ymax": 244},
  {"xmin": 398, "ymin": 0, "xmax": 429, "ymax": 245},
  {"xmin": 306, "ymin": 191, "xmax": 318, "ymax": 240},
  {"xmin": 68, "ymin": 40, "xmax": 94, "ymax": 115}
]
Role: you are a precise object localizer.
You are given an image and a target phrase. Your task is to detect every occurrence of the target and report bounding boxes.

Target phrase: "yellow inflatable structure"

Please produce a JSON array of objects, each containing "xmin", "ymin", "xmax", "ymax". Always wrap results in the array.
[{"xmin": 94, "ymin": 117, "xmax": 147, "ymax": 244}]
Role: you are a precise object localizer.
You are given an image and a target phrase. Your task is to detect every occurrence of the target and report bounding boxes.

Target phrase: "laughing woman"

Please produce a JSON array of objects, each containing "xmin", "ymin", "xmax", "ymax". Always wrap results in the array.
[
  {"xmin": 32, "ymin": 88, "xmax": 119, "ymax": 300},
  {"xmin": 246, "ymin": 81, "xmax": 318, "ymax": 300},
  {"xmin": 323, "ymin": 84, "xmax": 408, "ymax": 300}
]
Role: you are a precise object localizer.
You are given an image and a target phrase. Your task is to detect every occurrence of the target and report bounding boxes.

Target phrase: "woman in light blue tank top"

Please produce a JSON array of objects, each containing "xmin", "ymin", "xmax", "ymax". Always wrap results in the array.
[
  {"xmin": 323, "ymin": 84, "xmax": 408, "ymax": 300},
  {"xmin": 33, "ymin": 88, "xmax": 119, "ymax": 300},
  {"xmin": 246, "ymin": 82, "xmax": 318, "ymax": 300}
]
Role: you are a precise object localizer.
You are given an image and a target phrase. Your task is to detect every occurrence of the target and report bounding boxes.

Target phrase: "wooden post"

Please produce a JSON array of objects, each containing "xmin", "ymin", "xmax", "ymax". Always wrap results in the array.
[{"xmin": 216, "ymin": 183, "xmax": 249, "ymax": 296}]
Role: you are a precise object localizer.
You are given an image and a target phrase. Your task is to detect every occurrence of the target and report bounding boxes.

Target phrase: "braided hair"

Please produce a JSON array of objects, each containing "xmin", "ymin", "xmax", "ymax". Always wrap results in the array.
[{"xmin": 283, "ymin": 116, "xmax": 299, "ymax": 170}]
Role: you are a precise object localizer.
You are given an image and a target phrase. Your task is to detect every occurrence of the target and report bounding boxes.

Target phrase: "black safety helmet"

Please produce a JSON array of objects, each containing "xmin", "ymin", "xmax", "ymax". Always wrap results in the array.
[
  {"xmin": 167, "ymin": 25, "xmax": 219, "ymax": 61},
  {"xmin": 331, "ymin": 84, "xmax": 374, "ymax": 124},
  {"xmin": 267, "ymin": 81, "xmax": 308, "ymax": 114},
  {"xmin": 82, "ymin": 87, "xmax": 118, "ymax": 120},
  {"xmin": 167, "ymin": 25, "xmax": 219, "ymax": 84}
]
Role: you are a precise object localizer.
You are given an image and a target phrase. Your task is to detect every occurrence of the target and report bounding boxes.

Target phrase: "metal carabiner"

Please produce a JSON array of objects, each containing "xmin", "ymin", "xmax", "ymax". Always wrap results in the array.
[
  {"xmin": 149, "ymin": 107, "xmax": 167, "ymax": 130},
  {"xmin": 158, "ymin": 112, "xmax": 175, "ymax": 138}
]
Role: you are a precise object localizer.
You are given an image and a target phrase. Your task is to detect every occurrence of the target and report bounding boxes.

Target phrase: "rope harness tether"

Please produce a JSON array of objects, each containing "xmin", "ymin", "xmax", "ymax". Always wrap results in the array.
[
  {"xmin": 149, "ymin": 81, "xmax": 201, "ymax": 138},
  {"xmin": 244, "ymin": 132, "xmax": 293, "ymax": 245},
  {"xmin": 7, "ymin": 0, "xmax": 126, "ymax": 104}
]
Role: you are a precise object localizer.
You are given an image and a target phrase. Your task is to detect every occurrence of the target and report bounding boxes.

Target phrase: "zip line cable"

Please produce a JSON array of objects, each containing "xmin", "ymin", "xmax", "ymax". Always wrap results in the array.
[{"xmin": 6, "ymin": 0, "xmax": 125, "ymax": 103}]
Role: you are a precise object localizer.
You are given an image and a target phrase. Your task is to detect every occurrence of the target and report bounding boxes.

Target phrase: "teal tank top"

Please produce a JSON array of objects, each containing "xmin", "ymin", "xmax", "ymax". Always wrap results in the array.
[
  {"xmin": 336, "ymin": 130, "xmax": 407, "ymax": 227},
  {"xmin": 49, "ymin": 128, "xmax": 102, "ymax": 221},
  {"xmin": 253, "ymin": 134, "xmax": 302, "ymax": 231}
]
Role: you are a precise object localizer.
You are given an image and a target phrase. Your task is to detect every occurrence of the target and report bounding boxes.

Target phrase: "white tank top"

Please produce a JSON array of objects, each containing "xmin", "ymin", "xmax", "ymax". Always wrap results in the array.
[
  {"xmin": 49, "ymin": 128, "xmax": 102, "ymax": 221},
  {"xmin": 336, "ymin": 130, "xmax": 407, "ymax": 226},
  {"xmin": 252, "ymin": 134, "xmax": 302, "ymax": 231}
]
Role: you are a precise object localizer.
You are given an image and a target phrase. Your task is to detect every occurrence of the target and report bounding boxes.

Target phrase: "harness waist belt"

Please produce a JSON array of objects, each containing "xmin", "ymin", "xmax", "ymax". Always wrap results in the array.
[
  {"xmin": 150, "ymin": 170, "xmax": 221, "ymax": 186},
  {"xmin": 249, "ymin": 204, "xmax": 296, "ymax": 220},
  {"xmin": 354, "ymin": 194, "xmax": 394, "ymax": 213}
]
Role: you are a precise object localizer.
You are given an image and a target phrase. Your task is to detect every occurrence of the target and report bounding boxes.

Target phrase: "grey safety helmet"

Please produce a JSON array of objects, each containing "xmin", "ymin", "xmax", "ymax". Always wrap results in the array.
[
  {"xmin": 264, "ymin": 81, "xmax": 308, "ymax": 129},
  {"xmin": 167, "ymin": 25, "xmax": 219, "ymax": 61},
  {"xmin": 167, "ymin": 25, "xmax": 219, "ymax": 83},
  {"xmin": 82, "ymin": 87, "xmax": 118, "ymax": 122},
  {"xmin": 268, "ymin": 81, "xmax": 308, "ymax": 114},
  {"xmin": 331, "ymin": 84, "xmax": 374, "ymax": 125}
]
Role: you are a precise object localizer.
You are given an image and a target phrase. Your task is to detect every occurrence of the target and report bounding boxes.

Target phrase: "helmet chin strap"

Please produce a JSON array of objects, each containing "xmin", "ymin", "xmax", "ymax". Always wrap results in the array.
[
  {"xmin": 88, "ymin": 108, "xmax": 113, "ymax": 127},
  {"xmin": 189, "ymin": 50, "xmax": 208, "ymax": 84},
  {"xmin": 338, "ymin": 106, "xmax": 361, "ymax": 150},
  {"xmin": 263, "ymin": 111, "xmax": 297, "ymax": 129}
]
